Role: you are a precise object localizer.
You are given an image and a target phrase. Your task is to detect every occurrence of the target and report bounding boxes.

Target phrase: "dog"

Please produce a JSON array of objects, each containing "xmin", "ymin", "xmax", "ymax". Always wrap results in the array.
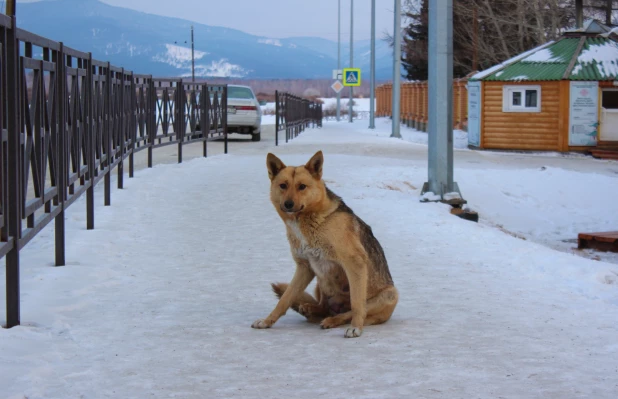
[{"xmin": 251, "ymin": 151, "xmax": 398, "ymax": 338}]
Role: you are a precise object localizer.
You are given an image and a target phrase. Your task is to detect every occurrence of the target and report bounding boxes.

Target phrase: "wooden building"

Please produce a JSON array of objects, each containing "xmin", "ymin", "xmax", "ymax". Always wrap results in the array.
[{"xmin": 468, "ymin": 20, "xmax": 618, "ymax": 155}]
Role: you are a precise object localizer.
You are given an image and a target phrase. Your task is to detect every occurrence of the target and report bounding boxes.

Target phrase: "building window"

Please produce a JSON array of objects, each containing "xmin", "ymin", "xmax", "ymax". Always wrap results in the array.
[{"xmin": 503, "ymin": 85, "xmax": 541, "ymax": 112}]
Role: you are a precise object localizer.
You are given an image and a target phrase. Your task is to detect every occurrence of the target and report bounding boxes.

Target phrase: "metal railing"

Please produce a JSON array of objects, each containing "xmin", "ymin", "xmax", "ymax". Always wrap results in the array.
[
  {"xmin": 1, "ymin": 16, "xmax": 228, "ymax": 328},
  {"xmin": 274, "ymin": 91, "xmax": 322, "ymax": 146}
]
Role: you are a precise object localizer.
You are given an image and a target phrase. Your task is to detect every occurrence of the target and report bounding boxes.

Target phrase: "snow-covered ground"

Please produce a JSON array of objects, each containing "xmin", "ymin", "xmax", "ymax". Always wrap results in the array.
[
  {"xmin": 261, "ymin": 97, "xmax": 373, "ymax": 114},
  {"xmin": 2, "ymin": 119, "xmax": 618, "ymax": 398}
]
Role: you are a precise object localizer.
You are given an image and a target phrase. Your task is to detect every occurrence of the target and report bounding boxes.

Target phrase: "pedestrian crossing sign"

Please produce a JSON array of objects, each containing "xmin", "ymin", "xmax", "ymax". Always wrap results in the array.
[{"xmin": 343, "ymin": 68, "xmax": 361, "ymax": 87}]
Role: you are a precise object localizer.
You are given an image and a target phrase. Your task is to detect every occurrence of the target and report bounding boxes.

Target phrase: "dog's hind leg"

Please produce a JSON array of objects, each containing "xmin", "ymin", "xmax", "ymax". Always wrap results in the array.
[
  {"xmin": 271, "ymin": 282, "xmax": 329, "ymax": 322},
  {"xmin": 320, "ymin": 286, "xmax": 398, "ymax": 333}
]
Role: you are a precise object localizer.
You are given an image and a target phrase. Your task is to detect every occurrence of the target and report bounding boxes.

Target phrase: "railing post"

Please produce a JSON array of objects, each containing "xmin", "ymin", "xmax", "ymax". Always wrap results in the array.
[
  {"xmin": 275, "ymin": 90, "xmax": 279, "ymax": 146},
  {"xmin": 148, "ymin": 77, "xmax": 154, "ymax": 168},
  {"xmin": 54, "ymin": 43, "xmax": 66, "ymax": 267},
  {"xmin": 117, "ymin": 68, "xmax": 125, "ymax": 189},
  {"xmin": 285, "ymin": 94, "xmax": 289, "ymax": 143},
  {"xmin": 201, "ymin": 83, "xmax": 208, "ymax": 157},
  {"xmin": 6, "ymin": 16, "xmax": 21, "ymax": 327},
  {"xmin": 86, "ymin": 53, "xmax": 95, "ymax": 230},
  {"xmin": 104, "ymin": 63, "xmax": 111, "ymax": 205},
  {"xmin": 223, "ymin": 85, "xmax": 228, "ymax": 154},
  {"xmin": 176, "ymin": 79, "xmax": 183, "ymax": 164},
  {"xmin": 129, "ymin": 73, "xmax": 136, "ymax": 178}
]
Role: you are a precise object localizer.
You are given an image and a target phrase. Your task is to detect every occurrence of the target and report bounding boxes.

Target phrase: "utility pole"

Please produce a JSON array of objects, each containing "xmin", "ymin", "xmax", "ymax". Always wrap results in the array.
[
  {"xmin": 391, "ymin": 0, "xmax": 402, "ymax": 138},
  {"xmin": 6, "ymin": 0, "xmax": 15, "ymax": 16},
  {"xmin": 337, "ymin": 0, "xmax": 341, "ymax": 122},
  {"xmin": 422, "ymin": 0, "xmax": 464, "ymax": 203},
  {"xmin": 369, "ymin": 0, "xmax": 376, "ymax": 129},
  {"xmin": 191, "ymin": 25, "xmax": 195, "ymax": 82},
  {"xmin": 349, "ymin": 0, "xmax": 354, "ymax": 123}
]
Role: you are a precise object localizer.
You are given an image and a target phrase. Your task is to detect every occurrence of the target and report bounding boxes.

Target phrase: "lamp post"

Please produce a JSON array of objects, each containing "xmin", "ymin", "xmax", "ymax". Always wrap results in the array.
[
  {"xmin": 369, "ymin": 0, "xmax": 376, "ymax": 129},
  {"xmin": 349, "ymin": 0, "xmax": 354, "ymax": 123},
  {"xmin": 391, "ymin": 0, "xmax": 402, "ymax": 138},
  {"xmin": 175, "ymin": 26, "xmax": 195, "ymax": 82},
  {"xmin": 337, "ymin": 0, "xmax": 341, "ymax": 121}
]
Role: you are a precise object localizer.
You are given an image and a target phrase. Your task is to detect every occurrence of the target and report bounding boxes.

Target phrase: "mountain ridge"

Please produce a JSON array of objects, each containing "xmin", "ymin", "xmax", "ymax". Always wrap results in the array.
[{"xmin": 16, "ymin": 0, "xmax": 394, "ymax": 79}]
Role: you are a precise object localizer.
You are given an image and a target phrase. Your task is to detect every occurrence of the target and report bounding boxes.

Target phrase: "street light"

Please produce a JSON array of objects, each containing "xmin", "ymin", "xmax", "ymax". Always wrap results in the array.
[
  {"xmin": 175, "ymin": 25, "xmax": 195, "ymax": 82},
  {"xmin": 349, "ymin": 0, "xmax": 354, "ymax": 123},
  {"xmin": 337, "ymin": 0, "xmax": 341, "ymax": 122},
  {"xmin": 391, "ymin": 0, "xmax": 402, "ymax": 138},
  {"xmin": 369, "ymin": 0, "xmax": 376, "ymax": 129}
]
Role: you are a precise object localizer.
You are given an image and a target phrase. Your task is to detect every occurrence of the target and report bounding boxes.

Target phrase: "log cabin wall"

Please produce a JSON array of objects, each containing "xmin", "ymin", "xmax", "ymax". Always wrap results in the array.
[{"xmin": 481, "ymin": 81, "xmax": 562, "ymax": 151}]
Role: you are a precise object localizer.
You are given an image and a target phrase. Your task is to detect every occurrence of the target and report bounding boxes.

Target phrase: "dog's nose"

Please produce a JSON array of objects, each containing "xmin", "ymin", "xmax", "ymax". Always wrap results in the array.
[{"xmin": 284, "ymin": 200, "xmax": 294, "ymax": 210}]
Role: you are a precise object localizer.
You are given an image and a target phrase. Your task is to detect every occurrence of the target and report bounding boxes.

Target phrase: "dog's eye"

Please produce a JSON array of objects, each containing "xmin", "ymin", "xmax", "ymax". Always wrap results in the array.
[
  {"xmin": 298, "ymin": 184, "xmax": 307, "ymax": 191},
  {"xmin": 279, "ymin": 183, "xmax": 287, "ymax": 189}
]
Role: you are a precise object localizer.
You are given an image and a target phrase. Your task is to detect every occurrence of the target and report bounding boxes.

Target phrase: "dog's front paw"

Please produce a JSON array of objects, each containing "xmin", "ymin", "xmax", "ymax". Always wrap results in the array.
[
  {"xmin": 251, "ymin": 318, "xmax": 273, "ymax": 329},
  {"xmin": 344, "ymin": 326, "xmax": 363, "ymax": 338}
]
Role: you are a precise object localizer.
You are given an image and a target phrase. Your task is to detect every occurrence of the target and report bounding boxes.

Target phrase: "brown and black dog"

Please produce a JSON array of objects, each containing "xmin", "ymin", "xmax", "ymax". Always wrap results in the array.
[{"xmin": 251, "ymin": 151, "xmax": 398, "ymax": 338}]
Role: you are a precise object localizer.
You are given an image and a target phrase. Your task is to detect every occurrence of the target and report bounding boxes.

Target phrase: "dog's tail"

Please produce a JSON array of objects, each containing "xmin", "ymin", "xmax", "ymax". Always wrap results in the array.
[{"xmin": 271, "ymin": 282, "xmax": 318, "ymax": 314}]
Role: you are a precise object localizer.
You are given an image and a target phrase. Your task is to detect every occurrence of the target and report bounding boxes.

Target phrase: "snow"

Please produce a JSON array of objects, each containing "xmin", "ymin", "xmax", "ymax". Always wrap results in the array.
[
  {"xmin": 319, "ymin": 97, "xmax": 373, "ymax": 112},
  {"xmin": 192, "ymin": 59, "xmax": 248, "ymax": 78},
  {"xmin": 2, "ymin": 119, "xmax": 618, "ymax": 398},
  {"xmin": 575, "ymin": 40, "xmax": 618, "ymax": 78},
  {"xmin": 521, "ymin": 48, "xmax": 564, "ymax": 63},
  {"xmin": 508, "ymin": 75, "xmax": 530, "ymax": 81},
  {"xmin": 153, "ymin": 45, "xmax": 247, "ymax": 78},
  {"xmin": 471, "ymin": 41, "xmax": 556, "ymax": 80},
  {"xmin": 257, "ymin": 38, "xmax": 282, "ymax": 47},
  {"xmin": 153, "ymin": 43, "xmax": 207, "ymax": 68}
]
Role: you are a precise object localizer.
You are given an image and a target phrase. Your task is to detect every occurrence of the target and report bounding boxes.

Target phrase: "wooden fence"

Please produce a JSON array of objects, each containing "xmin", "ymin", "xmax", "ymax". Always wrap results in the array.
[
  {"xmin": 376, "ymin": 79, "xmax": 469, "ymax": 131},
  {"xmin": 1, "ymin": 15, "xmax": 230, "ymax": 328}
]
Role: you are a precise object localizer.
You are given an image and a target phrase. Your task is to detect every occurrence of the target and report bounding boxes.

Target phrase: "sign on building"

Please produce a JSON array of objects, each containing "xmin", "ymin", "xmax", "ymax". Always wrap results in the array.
[
  {"xmin": 467, "ymin": 81, "xmax": 482, "ymax": 147},
  {"xmin": 569, "ymin": 81, "xmax": 599, "ymax": 146}
]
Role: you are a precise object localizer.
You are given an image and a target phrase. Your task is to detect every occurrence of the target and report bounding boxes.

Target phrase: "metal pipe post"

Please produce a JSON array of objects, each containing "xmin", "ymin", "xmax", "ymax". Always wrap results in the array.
[
  {"xmin": 369, "ymin": 0, "xmax": 376, "ymax": 129},
  {"xmin": 349, "ymin": 0, "xmax": 354, "ymax": 123},
  {"xmin": 336, "ymin": 0, "xmax": 341, "ymax": 121},
  {"xmin": 391, "ymin": 0, "xmax": 402, "ymax": 137},
  {"xmin": 423, "ymin": 0, "xmax": 463, "ymax": 201}
]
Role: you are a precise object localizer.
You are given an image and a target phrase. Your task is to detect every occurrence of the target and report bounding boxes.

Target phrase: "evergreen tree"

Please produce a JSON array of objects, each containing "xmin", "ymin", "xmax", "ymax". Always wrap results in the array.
[{"xmin": 401, "ymin": 0, "xmax": 429, "ymax": 80}]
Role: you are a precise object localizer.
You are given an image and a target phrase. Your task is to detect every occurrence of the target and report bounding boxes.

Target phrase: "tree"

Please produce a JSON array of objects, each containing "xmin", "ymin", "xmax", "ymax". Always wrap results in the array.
[{"xmin": 401, "ymin": 0, "xmax": 429, "ymax": 80}]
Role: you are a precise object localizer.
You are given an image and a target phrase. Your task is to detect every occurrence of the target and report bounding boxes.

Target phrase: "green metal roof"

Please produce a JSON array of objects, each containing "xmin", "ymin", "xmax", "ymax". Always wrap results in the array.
[
  {"xmin": 475, "ymin": 35, "xmax": 618, "ymax": 82},
  {"xmin": 570, "ymin": 37, "xmax": 618, "ymax": 80}
]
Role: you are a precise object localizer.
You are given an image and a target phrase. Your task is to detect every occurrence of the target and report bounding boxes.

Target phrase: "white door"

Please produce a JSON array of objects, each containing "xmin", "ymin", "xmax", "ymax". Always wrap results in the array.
[{"xmin": 600, "ymin": 90, "xmax": 618, "ymax": 142}]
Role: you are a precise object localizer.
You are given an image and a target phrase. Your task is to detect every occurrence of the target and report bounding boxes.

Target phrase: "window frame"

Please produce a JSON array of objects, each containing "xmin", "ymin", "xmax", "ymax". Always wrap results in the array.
[{"xmin": 502, "ymin": 85, "xmax": 542, "ymax": 113}]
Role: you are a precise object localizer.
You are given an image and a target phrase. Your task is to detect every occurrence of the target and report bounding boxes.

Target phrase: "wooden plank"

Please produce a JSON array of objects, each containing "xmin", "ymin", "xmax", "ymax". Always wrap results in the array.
[{"xmin": 578, "ymin": 231, "xmax": 618, "ymax": 252}]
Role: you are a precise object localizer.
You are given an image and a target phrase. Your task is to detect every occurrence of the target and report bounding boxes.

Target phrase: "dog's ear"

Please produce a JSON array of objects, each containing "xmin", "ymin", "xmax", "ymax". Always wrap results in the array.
[
  {"xmin": 266, "ymin": 153, "xmax": 286, "ymax": 181},
  {"xmin": 305, "ymin": 151, "xmax": 323, "ymax": 179}
]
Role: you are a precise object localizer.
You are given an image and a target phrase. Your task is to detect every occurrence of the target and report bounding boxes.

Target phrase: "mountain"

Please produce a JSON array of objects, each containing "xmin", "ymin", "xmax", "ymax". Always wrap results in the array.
[{"xmin": 16, "ymin": 0, "xmax": 394, "ymax": 80}]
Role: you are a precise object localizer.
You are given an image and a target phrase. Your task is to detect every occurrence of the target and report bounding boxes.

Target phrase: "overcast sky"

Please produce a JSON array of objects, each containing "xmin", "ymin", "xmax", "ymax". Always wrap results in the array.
[{"xmin": 14, "ymin": 0, "xmax": 395, "ymax": 42}]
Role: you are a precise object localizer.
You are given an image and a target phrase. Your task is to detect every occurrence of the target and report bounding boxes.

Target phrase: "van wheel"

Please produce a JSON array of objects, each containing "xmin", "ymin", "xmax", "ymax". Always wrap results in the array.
[{"xmin": 251, "ymin": 132, "xmax": 261, "ymax": 142}]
